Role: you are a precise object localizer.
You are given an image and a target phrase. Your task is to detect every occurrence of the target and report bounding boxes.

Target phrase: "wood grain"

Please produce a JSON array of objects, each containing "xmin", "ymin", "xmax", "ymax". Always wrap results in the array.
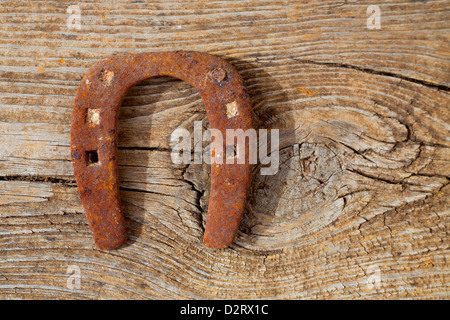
[{"xmin": 0, "ymin": 0, "xmax": 449, "ymax": 299}]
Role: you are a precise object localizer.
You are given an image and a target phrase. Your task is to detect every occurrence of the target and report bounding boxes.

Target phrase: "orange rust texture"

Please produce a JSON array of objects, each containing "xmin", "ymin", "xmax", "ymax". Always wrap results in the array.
[{"xmin": 71, "ymin": 51, "xmax": 254, "ymax": 250}]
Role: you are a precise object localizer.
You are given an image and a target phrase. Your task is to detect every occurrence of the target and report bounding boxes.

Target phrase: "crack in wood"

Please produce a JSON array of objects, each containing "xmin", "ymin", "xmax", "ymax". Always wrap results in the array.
[
  {"xmin": 292, "ymin": 58, "xmax": 450, "ymax": 92},
  {"xmin": 0, "ymin": 175, "xmax": 76, "ymax": 186}
]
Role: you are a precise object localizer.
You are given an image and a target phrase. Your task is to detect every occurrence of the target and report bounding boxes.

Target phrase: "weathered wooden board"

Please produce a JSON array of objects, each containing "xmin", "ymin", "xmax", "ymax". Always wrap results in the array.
[{"xmin": 0, "ymin": 0, "xmax": 449, "ymax": 299}]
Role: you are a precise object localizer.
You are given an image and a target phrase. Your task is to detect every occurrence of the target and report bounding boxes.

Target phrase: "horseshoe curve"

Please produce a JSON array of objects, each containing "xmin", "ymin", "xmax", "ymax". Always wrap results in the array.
[{"xmin": 71, "ymin": 51, "xmax": 254, "ymax": 250}]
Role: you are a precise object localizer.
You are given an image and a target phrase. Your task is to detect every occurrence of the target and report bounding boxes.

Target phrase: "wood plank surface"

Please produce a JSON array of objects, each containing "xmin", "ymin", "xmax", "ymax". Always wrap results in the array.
[{"xmin": 0, "ymin": 0, "xmax": 449, "ymax": 299}]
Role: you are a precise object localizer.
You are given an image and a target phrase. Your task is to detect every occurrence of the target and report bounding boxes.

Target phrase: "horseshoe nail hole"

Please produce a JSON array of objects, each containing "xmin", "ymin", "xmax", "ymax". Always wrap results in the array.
[
  {"xmin": 86, "ymin": 108, "xmax": 100, "ymax": 126},
  {"xmin": 98, "ymin": 69, "xmax": 114, "ymax": 86},
  {"xmin": 225, "ymin": 101, "xmax": 239, "ymax": 118},
  {"xmin": 226, "ymin": 144, "xmax": 237, "ymax": 159},
  {"xmin": 86, "ymin": 150, "xmax": 99, "ymax": 166}
]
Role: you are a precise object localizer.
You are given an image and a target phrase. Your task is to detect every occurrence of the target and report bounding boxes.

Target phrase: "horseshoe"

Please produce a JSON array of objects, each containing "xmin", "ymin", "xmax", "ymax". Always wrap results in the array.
[{"xmin": 71, "ymin": 51, "xmax": 254, "ymax": 250}]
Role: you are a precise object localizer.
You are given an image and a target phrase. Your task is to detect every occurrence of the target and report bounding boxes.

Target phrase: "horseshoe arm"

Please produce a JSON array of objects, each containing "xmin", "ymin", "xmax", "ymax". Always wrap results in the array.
[{"xmin": 71, "ymin": 51, "xmax": 254, "ymax": 250}]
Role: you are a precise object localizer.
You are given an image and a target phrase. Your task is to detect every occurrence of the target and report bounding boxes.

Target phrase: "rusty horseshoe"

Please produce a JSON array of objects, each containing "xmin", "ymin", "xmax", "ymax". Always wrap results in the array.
[{"xmin": 71, "ymin": 51, "xmax": 254, "ymax": 250}]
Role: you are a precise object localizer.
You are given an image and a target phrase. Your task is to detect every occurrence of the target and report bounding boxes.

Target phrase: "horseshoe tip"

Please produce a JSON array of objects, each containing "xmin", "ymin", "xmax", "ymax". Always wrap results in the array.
[
  {"xmin": 203, "ymin": 230, "xmax": 235, "ymax": 250},
  {"xmin": 93, "ymin": 234, "xmax": 127, "ymax": 250}
]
